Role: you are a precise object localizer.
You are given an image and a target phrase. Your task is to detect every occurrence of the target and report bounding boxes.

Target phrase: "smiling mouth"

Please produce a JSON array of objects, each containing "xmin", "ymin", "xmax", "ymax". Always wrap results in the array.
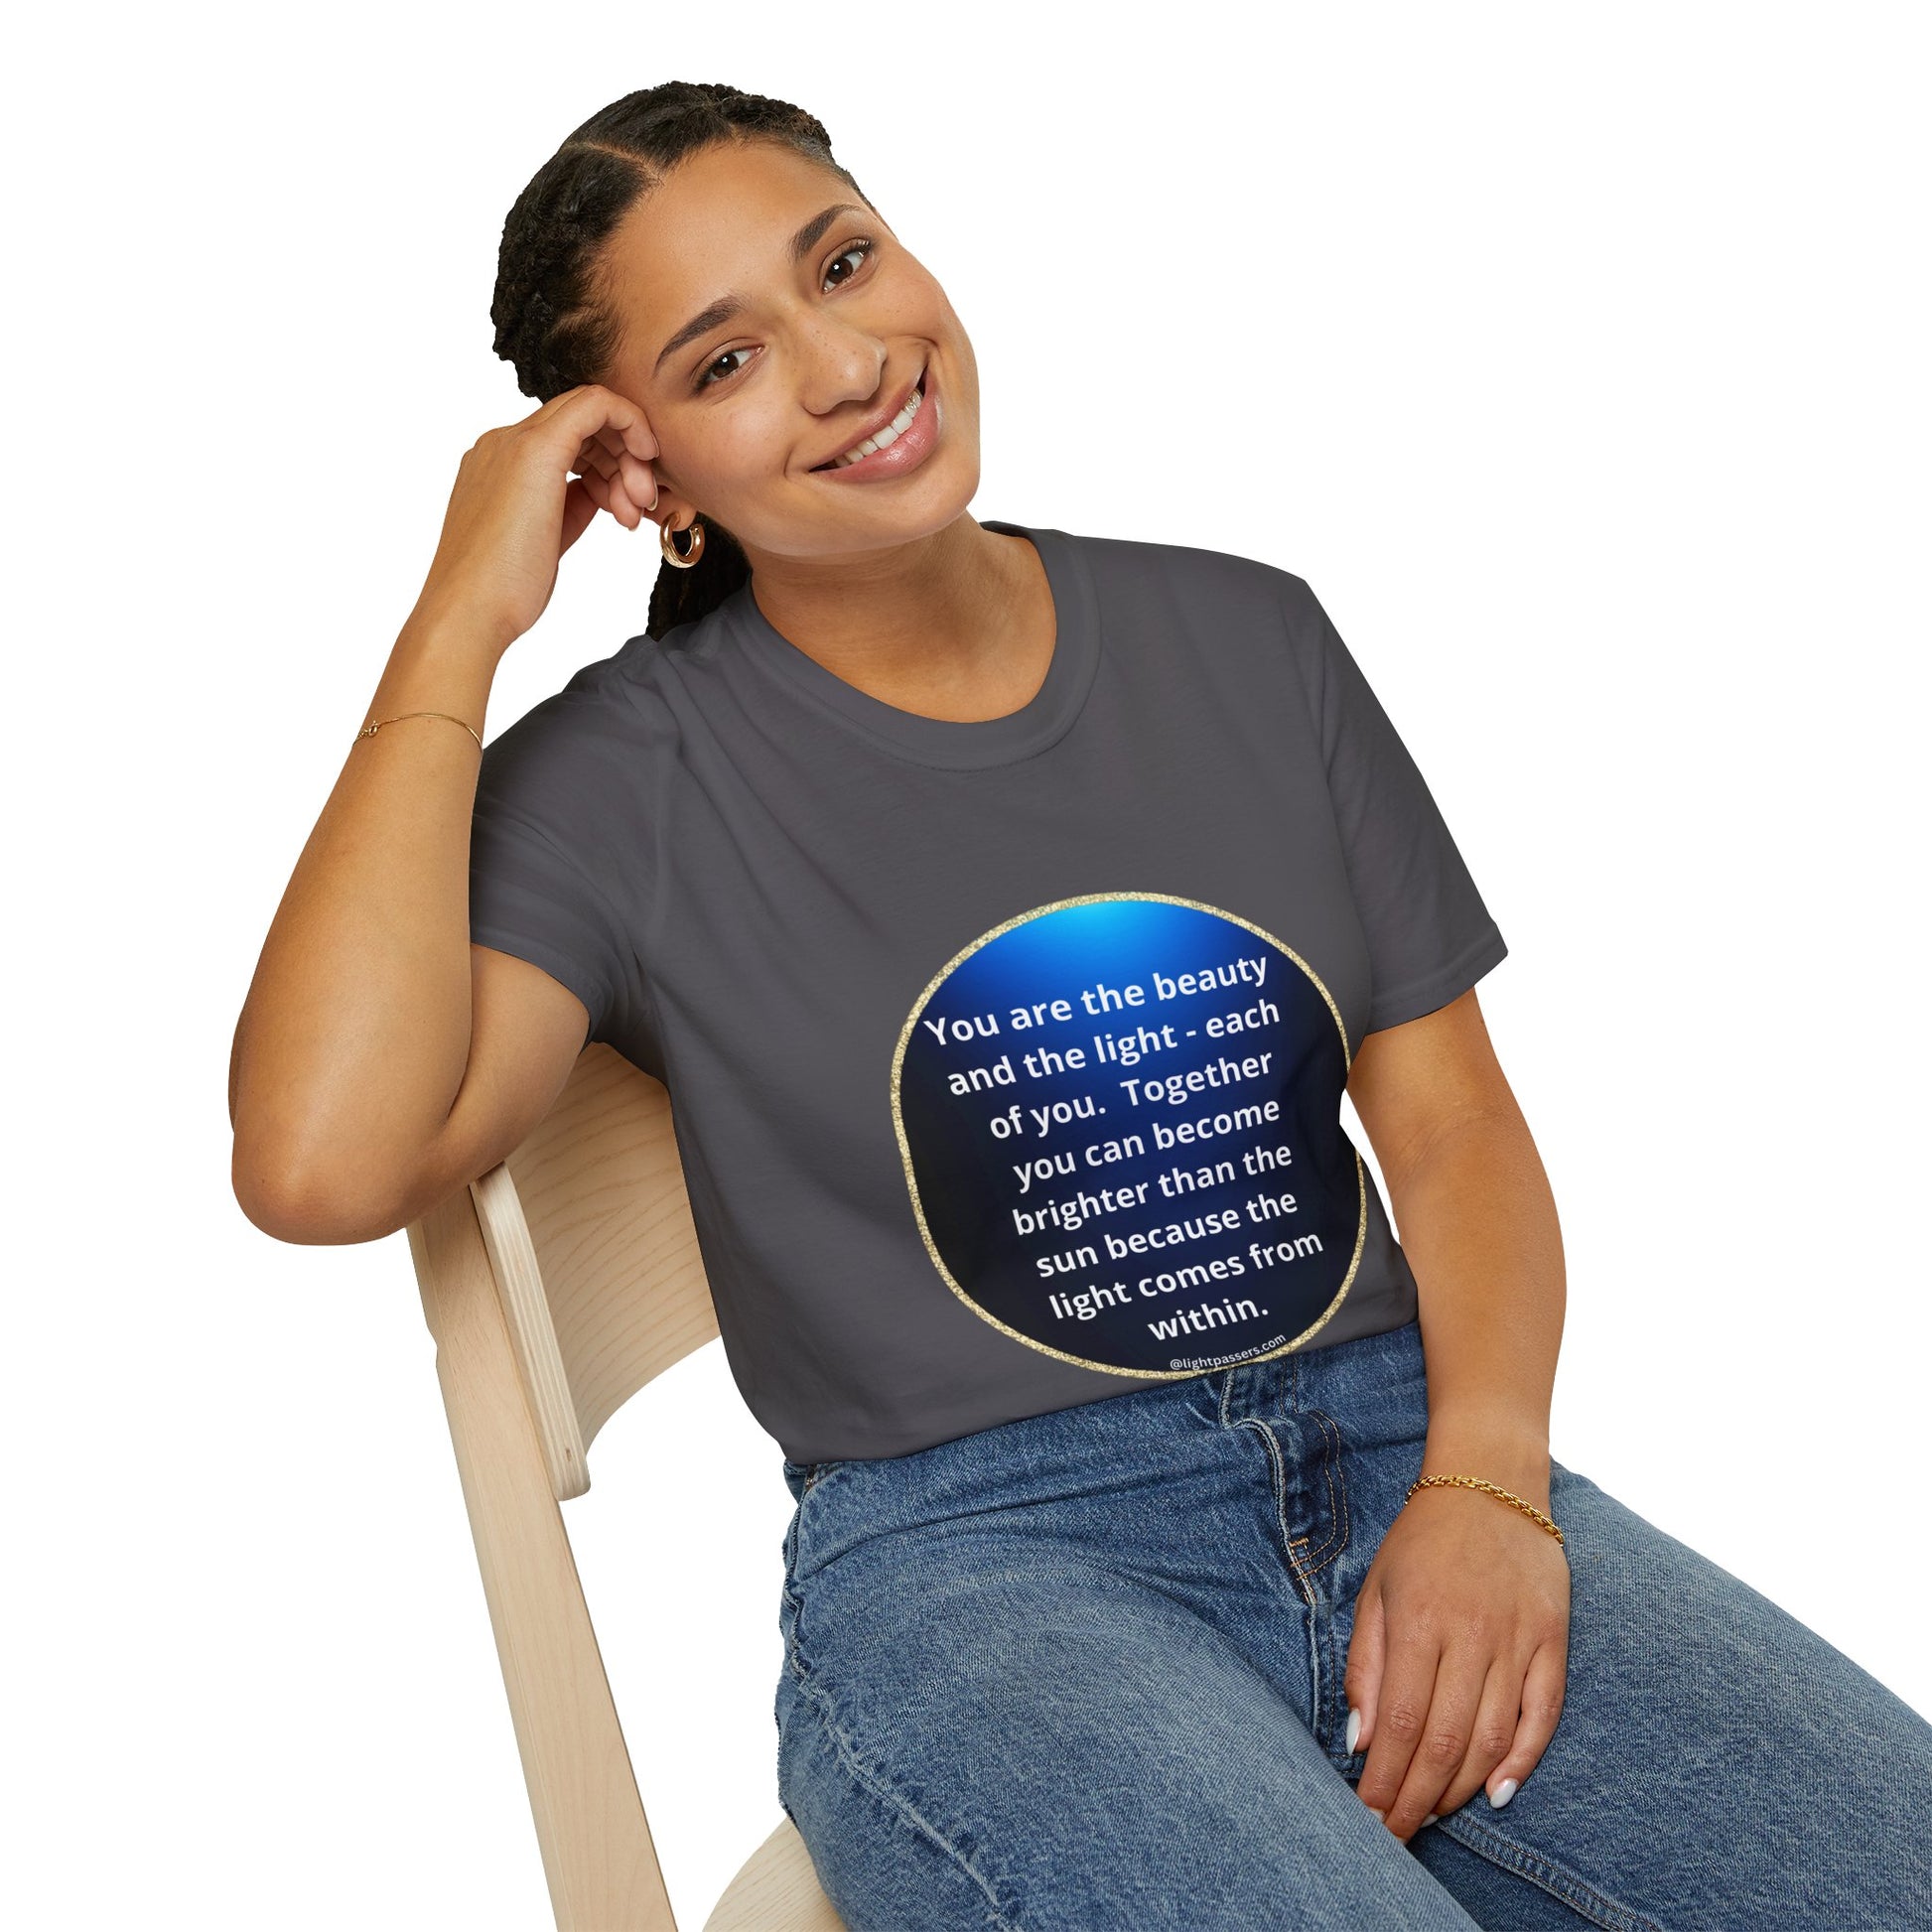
[{"xmin": 810, "ymin": 370, "xmax": 929, "ymax": 472}]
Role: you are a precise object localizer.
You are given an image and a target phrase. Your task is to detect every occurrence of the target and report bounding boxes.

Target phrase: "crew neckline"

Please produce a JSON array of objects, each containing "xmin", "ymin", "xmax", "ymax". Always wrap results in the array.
[{"xmin": 719, "ymin": 520, "xmax": 1101, "ymax": 770}]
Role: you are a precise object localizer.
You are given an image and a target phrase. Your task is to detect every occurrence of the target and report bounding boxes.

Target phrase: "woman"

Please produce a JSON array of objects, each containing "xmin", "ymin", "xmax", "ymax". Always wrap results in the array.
[{"xmin": 229, "ymin": 82, "xmax": 1932, "ymax": 1930}]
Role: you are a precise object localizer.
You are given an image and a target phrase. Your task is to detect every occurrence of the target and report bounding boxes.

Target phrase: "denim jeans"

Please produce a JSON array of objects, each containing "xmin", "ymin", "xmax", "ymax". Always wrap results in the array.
[{"xmin": 773, "ymin": 1316, "xmax": 1932, "ymax": 1929}]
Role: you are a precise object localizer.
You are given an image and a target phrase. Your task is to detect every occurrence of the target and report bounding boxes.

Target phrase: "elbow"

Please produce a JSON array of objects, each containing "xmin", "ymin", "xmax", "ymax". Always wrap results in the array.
[{"xmin": 230, "ymin": 1138, "xmax": 415, "ymax": 1247}]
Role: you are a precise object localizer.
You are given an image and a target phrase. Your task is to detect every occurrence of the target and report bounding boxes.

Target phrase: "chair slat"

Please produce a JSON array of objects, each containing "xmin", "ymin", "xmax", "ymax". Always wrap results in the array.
[
  {"xmin": 409, "ymin": 1042, "xmax": 847, "ymax": 1927},
  {"xmin": 410, "ymin": 1188, "xmax": 677, "ymax": 1930},
  {"xmin": 504, "ymin": 1047, "xmax": 719, "ymax": 1466}
]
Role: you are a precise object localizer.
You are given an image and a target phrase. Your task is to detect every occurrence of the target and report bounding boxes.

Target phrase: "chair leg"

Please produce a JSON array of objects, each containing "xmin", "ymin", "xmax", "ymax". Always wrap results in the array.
[{"xmin": 411, "ymin": 1190, "xmax": 679, "ymax": 1931}]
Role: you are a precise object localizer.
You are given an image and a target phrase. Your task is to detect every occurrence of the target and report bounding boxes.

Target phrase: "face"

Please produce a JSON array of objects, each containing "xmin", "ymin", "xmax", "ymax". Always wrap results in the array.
[{"xmin": 595, "ymin": 140, "xmax": 980, "ymax": 567}]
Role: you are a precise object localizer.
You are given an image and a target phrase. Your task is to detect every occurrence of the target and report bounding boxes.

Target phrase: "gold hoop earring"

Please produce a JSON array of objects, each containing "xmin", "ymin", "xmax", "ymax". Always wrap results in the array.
[{"xmin": 659, "ymin": 515, "xmax": 705, "ymax": 569}]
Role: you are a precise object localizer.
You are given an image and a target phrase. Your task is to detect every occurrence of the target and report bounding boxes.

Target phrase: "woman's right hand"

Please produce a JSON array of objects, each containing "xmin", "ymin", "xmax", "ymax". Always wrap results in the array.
[{"xmin": 410, "ymin": 383, "xmax": 661, "ymax": 657}]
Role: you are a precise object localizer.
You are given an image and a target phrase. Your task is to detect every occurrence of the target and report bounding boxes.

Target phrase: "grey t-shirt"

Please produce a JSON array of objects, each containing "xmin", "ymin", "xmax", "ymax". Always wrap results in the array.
[{"xmin": 469, "ymin": 520, "xmax": 1507, "ymax": 1464}]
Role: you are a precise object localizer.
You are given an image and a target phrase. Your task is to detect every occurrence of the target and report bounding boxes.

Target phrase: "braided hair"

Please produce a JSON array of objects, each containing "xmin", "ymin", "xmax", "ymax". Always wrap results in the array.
[{"xmin": 490, "ymin": 82, "xmax": 872, "ymax": 640}]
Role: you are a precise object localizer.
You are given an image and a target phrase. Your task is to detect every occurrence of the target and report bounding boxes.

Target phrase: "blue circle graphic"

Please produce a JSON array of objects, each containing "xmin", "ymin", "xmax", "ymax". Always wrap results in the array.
[{"xmin": 892, "ymin": 894, "xmax": 1366, "ymax": 1376}]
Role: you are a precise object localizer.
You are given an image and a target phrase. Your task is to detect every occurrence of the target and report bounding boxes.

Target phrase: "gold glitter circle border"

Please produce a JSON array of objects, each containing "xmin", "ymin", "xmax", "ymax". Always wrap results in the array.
[{"xmin": 888, "ymin": 890, "xmax": 1368, "ymax": 1381}]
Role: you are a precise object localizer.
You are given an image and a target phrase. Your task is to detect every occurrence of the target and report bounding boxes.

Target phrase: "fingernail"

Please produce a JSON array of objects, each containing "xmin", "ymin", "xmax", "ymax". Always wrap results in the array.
[
  {"xmin": 1344, "ymin": 1707, "xmax": 1361, "ymax": 1754},
  {"xmin": 1422, "ymin": 1813, "xmax": 1440, "ymax": 1826},
  {"xmin": 1368, "ymin": 1807, "xmax": 1386, "ymax": 1823},
  {"xmin": 1487, "ymin": 1777, "xmax": 1519, "ymax": 1809}
]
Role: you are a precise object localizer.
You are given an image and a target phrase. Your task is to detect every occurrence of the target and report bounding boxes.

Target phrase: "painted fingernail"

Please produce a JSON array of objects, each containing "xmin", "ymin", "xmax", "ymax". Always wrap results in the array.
[
  {"xmin": 1487, "ymin": 1778, "xmax": 1519, "ymax": 1809},
  {"xmin": 1345, "ymin": 1707, "xmax": 1361, "ymax": 1753}
]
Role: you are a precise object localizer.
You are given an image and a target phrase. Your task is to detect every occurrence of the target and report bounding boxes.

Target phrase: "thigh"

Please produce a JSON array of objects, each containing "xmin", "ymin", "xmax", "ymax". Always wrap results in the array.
[
  {"xmin": 776, "ymin": 1560, "xmax": 1487, "ymax": 1931},
  {"xmin": 1403, "ymin": 1462, "xmax": 1932, "ymax": 1930},
  {"xmin": 776, "ymin": 1501, "xmax": 1484, "ymax": 1930}
]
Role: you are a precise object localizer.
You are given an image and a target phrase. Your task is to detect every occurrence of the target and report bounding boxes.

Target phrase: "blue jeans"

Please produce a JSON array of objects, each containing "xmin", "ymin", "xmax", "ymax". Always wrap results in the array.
[{"xmin": 774, "ymin": 1316, "xmax": 1932, "ymax": 1929}]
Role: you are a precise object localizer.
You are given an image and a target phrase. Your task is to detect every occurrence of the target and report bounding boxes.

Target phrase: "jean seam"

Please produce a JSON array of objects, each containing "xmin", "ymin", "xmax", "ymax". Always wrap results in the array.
[
  {"xmin": 780, "ymin": 1499, "xmax": 809, "ymax": 1681},
  {"xmin": 1240, "ymin": 1417, "xmax": 1342, "ymax": 1602},
  {"xmin": 1436, "ymin": 1813, "xmax": 1669, "ymax": 1932},
  {"xmin": 789, "ymin": 1662, "xmax": 1028, "ymax": 1932},
  {"xmin": 1243, "ymin": 1414, "xmax": 1347, "ymax": 1581},
  {"xmin": 1296, "ymin": 1408, "xmax": 1349, "ymax": 1755},
  {"xmin": 1235, "ymin": 1418, "xmax": 1300, "ymax": 1573},
  {"xmin": 1291, "ymin": 1406, "xmax": 1350, "ymax": 1577},
  {"xmin": 780, "ymin": 1584, "xmax": 807, "ymax": 1682}
]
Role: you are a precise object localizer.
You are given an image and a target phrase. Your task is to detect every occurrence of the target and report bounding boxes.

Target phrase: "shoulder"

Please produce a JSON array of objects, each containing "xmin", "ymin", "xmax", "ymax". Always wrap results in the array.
[
  {"xmin": 1061, "ymin": 527, "xmax": 1322, "ymax": 629},
  {"xmin": 481, "ymin": 646, "xmax": 621, "ymax": 777},
  {"xmin": 1057, "ymin": 527, "xmax": 1336, "ymax": 699},
  {"xmin": 483, "ymin": 622, "xmax": 688, "ymax": 768}
]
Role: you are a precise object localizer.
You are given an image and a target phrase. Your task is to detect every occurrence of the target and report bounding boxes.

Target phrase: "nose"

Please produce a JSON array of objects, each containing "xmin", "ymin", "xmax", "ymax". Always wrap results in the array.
[{"xmin": 795, "ymin": 329, "xmax": 891, "ymax": 417}]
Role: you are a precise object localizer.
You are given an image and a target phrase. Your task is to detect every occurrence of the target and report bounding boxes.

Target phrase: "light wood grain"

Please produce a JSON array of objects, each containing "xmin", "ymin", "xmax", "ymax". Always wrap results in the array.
[
  {"xmin": 407, "ymin": 1043, "xmax": 847, "ymax": 1930},
  {"xmin": 705, "ymin": 1817, "xmax": 849, "ymax": 1932}
]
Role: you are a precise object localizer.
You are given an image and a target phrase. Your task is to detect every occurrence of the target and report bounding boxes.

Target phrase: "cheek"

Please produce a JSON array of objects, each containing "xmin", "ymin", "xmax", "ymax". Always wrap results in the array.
[
  {"xmin": 670, "ymin": 405, "xmax": 785, "ymax": 492},
  {"xmin": 908, "ymin": 274, "xmax": 963, "ymax": 341},
  {"xmin": 918, "ymin": 285, "xmax": 975, "ymax": 375}
]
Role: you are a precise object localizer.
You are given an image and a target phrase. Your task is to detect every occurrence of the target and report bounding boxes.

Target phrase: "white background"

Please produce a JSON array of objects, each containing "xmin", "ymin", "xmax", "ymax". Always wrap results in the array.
[{"xmin": 8, "ymin": 4, "xmax": 1927, "ymax": 1926}]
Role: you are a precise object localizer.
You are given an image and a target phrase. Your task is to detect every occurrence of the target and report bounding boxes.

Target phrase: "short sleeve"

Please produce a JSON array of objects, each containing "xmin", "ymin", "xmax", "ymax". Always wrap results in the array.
[
  {"xmin": 1286, "ymin": 576, "xmax": 1509, "ymax": 1035},
  {"xmin": 468, "ymin": 689, "xmax": 636, "ymax": 1048}
]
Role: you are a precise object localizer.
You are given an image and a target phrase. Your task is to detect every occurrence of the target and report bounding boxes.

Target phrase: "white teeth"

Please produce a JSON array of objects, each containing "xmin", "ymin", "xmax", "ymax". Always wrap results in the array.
[{"xmin": 832, "ymin": 376, "xmax": 924, "ymax": 467}]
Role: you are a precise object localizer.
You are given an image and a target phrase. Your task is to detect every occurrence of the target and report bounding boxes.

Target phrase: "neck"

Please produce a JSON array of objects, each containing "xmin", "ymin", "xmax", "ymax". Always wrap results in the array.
[{"xmin": 737, "ymin": 516, "xmax": 1045, "ymax": 708}]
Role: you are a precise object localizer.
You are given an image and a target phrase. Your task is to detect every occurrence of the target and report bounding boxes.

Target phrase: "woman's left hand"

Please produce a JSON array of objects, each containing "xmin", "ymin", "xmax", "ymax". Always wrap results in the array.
[{"xmin": 1343, "ymin": 1482, "xmax": 1572, "ymax": 1839}]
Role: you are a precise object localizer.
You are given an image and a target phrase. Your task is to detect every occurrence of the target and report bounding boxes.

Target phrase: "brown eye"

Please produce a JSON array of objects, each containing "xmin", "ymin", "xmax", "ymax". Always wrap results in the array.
[
  {"xmin": 824, "ymin": 238, "xmax": 875, "ymax": 291},
  {"xmin": 697, "ymin": 345, "xmax": 753, "ymax": 390}
]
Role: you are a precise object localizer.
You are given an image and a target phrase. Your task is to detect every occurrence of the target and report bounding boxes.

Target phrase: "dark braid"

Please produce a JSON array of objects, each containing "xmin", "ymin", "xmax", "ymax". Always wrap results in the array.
[{"xmin": 490, "ymin": 82, "xmax": 871, "ymax": 640}]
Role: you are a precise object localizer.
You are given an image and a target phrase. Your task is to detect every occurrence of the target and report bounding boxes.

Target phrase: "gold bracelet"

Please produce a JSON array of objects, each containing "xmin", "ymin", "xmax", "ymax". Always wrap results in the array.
[
  {"xmin": 1406, "ymin": 1473, "xmax": 1565, "ymax": 1547},
  {"xmin": 355, "ymin": 711, "xmax": 483, "ymax": 752}
]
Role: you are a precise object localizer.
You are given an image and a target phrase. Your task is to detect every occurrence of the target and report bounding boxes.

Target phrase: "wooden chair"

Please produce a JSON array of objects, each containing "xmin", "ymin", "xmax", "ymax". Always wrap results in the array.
[{"xmin": 404, "ymin": 1041, "xmax": 848, "ymax": 1931}]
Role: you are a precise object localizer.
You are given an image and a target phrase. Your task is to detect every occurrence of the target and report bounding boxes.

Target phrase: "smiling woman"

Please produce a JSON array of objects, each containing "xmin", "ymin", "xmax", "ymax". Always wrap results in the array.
[
  {"xmin": 467, "ymin": 86, "xmax": 1932, "ymax": 1932},
  {"xmin": 490, "ymin": 85, "xmax": 981, "ymax": 649},
  {"xmin": 233, "ymin": 74, "xmax": 1932, "ymax": 1932}
]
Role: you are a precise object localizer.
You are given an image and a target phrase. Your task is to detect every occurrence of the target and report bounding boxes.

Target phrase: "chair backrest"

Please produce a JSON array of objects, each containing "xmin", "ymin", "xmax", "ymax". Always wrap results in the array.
[
  {"xmin": 405, "ymin": 1044, "xmax": 840, "ymax": 1931},
  {"xmin": 446, "ymin": 1042, "xmax": 720, "ymax": 1499}
]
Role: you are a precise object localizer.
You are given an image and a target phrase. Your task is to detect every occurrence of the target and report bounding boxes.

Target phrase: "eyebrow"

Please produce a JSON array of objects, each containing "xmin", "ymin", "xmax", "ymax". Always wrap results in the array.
[{"xmin": 652, "ymin": 203, "xmax": 870, "ymax": 377}]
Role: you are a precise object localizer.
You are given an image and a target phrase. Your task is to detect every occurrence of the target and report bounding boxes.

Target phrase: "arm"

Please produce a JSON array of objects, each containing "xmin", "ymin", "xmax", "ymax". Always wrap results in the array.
[
  {"xmin": 1346, "ymin": 986, "xmax": 1564, "ymax": 1512},
  {"xmin": 228, "ymin": 386, "xmax": 659, "ymax": 1244},
  {"xmin": 228, "ymin": 610, "xmax": 594, "ymax": 1244},
  {"xmin": 1339, "ymin": 984, "xmax": 1571, "ymax": 1841}
]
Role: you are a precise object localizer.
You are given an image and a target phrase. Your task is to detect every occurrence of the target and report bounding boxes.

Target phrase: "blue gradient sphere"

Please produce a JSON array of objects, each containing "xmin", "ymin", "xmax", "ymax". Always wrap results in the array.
[{"xmin": 893, "ymin": 894, "xmax": 1366, "ymax": 1376}]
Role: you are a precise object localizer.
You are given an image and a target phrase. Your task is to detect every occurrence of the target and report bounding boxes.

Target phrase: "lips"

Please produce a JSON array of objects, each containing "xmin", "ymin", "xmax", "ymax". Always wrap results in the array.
[{"xmin": 810, "ymin": 363, "xmax": 929, "ymax": 472}]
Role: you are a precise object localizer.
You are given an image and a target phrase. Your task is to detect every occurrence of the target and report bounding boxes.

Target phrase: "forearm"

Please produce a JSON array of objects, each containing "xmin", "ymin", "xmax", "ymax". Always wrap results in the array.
[
  {"xmin": 1383, "ymin": 1110, "xmax": 1566, "ymax": 1513},
  {"xmin": 230, "ymin": 608, "xmax": 500, "ymax": 1237}
]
